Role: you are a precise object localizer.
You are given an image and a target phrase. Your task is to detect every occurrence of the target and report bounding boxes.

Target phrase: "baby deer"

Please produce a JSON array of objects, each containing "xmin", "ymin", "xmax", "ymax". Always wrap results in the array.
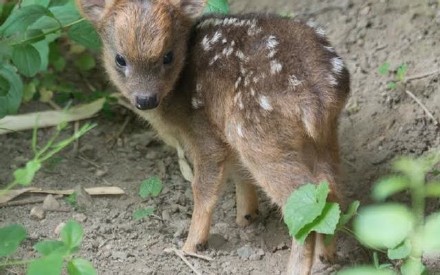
[{"xmin": 76, "ymin": 0, "xmax": 350, "ymax": 273}]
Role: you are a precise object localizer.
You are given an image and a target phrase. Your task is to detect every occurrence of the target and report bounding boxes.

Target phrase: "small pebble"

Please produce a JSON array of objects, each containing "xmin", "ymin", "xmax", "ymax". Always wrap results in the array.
[
  {"xmin": 42, "ymin": 194, "xmax": 60, "ymax": 211},
  {"xmin": 30, "ymin": 206, "xmax": 45, "ymax": 220}
]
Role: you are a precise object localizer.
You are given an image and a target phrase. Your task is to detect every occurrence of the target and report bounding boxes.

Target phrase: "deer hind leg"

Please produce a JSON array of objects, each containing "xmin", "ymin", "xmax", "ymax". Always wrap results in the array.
[{"xmin": 231, "ymin": 168, "xmax": 259, "ymax": 227}]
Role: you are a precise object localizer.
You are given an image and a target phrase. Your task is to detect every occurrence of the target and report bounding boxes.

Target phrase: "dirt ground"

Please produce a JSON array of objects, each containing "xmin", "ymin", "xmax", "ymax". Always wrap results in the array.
[{"xmin": 1, "ymin": 0, "xmax": 440, "ymax": 274}]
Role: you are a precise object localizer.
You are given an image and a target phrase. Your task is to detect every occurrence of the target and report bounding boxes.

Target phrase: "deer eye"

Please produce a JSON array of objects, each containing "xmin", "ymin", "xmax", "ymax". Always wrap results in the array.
[
  {"xmin": 115, "ymin": 54, "xmax": 127, "ymax": 67},
  {"xmin": 163, "ymin": 51, "xmax": 173, "ymax": 65}
]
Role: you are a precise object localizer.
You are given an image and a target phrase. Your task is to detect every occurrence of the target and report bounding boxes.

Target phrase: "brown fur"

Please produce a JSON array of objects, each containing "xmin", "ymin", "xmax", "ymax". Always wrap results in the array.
[{"xmin": 76, "ymin": 0, "xmax": 350, "ymax": 273}]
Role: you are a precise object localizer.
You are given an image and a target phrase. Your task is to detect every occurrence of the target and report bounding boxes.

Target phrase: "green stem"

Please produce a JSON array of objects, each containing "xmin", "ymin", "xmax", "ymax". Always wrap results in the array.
[
  {"xmin": 11, "ymin": 18, "xmax": 85, "ymax": 46},
  {"xmin": 0, "ymin": 181, "xmax": 18, "ymax": 197}
]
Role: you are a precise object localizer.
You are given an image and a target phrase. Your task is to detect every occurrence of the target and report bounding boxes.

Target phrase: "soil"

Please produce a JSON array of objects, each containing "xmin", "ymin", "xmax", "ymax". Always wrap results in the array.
[{"xmin": 1, "ymin": 0, "xmax": 440, "ymax": 274}]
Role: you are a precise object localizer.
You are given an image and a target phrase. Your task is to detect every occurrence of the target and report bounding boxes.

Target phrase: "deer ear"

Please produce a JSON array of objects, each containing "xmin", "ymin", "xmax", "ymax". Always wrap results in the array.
[
  {"xmin": 76, "ymin": 0, "xmax": 114, "ymax": 25},
  {"xmin": 170, "ymin": 0, "xmax": 206, "ymax": 19}
]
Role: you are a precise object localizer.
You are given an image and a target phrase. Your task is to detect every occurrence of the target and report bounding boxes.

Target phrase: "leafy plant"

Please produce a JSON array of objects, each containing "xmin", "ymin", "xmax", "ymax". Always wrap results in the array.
[
  {"xmin": 378, "ymin": 62, "xmax": 408, "ymax": 90},
  {"xmin": 133, "ymin": 176, "xmax": 163, "ymax": 220},
  {"xmin": 341, "ymin": 151, "xmax": 440, "ymax": 274},
  {"xmin": 283, "ymin": 182, "xmax": 359, "ymax": 244},
  {"xmin": 0, "ymin": 0, "xmax": 102, "ymax": 119},
  {"xmin": 0, "ymin": 220, "xmax": 96, "ymax": 275}
]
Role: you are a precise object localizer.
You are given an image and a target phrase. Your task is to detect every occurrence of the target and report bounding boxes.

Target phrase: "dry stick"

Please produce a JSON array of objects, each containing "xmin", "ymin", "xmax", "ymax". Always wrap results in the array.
[
  {"xmin": 406, "ymin": 69, "xmax": 440, "ymax": 82},
  {"xmin": 108, "ymin": 115, "xmax": 132, "ymax": 147},
  {"xmin": 183, "ymin": 251, "xmax": 214, "ymax": 262},
  {"xmin": 405, "ymin": 90, "xmax": 439, "ymax": 126},
  {"xmin": 165, "ymin": 248, "xmax": 202, "ymax": 275},
  {"xmin": 1, "ymin": 195, "xmax": 63, "ymax": 207}
]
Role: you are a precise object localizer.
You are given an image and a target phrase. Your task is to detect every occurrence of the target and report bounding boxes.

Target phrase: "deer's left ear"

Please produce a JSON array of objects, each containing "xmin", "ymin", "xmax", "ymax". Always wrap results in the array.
[{"xmin": 169, "ymin": 0, "xmax": 206, "ymax": 19}]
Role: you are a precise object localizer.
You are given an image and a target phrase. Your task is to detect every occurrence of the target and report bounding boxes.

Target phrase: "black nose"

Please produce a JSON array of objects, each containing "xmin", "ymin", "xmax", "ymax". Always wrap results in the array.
[{"xmin": 135, "ymin": 95, "xmax": 159, "ymax": 110}]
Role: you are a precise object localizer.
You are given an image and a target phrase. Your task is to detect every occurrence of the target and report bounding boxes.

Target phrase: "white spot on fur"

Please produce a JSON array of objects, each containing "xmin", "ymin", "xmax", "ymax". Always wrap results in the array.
[
  {"xmin": 331, "ymin": 57, "xmax": 344, "ymax": 74},
  {"xmin": 259, "ymin": 96, "xmax": 273, "ymax": 111},
  {"xmin": 201, "ymin": 31, "xmax": 223, "ymax": 51},
  {"xmin": 270, "ymin": 60, "xmax": 282, "ymax": 75},
  {"xmin": 324, "ymin": 46, "xmax": 335, "ymax": 52},
  {"xmin": 288, "ymin": 75, "xmax": 303, "ymax": 88},
  {"xmin": 235, "ymin": 77, "xmax": 242, "ymax": 89},
  {"xmin": 209, "ymin": 54, "xmax": 221, "ymax": 65},
  {"xmin": 201, "ymin": 35, "xmax": 211, "ymax": 51},
  {"xmin": 250, "ymin": 88, "xmax": 256, "ymax": 96},
  {"xmin": 191, "ymin": 97, "xmax": 204, "ymax": 109},
  {"xmin": 306, "ymin": 20, "xmax": 325, "ymax": 37},
  {"xmin": 266, "ymin": 35, "xmax": 279, "ymax": 58},
  {"xmin": 222, "ymin": 38, "xmax": 227, "ymax": 44},
  {"xmin": 196, "ymin": 18, "xmax": 223, "ymax": 29},
  {"xmin": 327, "ymin": 74, "xmax": 338, "ymax": 86},
  {"xmin": 235, "ymin": 50, "xmax": 248, "ymax": 61},
  {"xmin": 237, "ymin": 124, "xmax": 244, "ymax": 138},
  {"xmin": 315, "ymin": 27, "xmax": 326, "ymax": 36},
  {"xmin": 211, "ymin": 31, "xmax": 222, "ymax": 43}
]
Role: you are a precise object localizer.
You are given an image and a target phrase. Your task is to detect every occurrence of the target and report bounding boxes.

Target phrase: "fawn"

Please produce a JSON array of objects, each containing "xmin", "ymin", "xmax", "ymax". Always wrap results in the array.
[{"xmin": 76, "ymin": 0, "xmax": 350, "ymax": 273}]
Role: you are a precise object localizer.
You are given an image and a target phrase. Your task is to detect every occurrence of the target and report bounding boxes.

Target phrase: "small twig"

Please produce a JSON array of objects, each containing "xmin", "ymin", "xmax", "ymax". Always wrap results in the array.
[
  {"xmin": 342, "ymin": 158, "xmax": 357, "ymax": 169},
  {"xmin": 405, "ymin": 90, "xmax": 439, "ymax": 126},
  {"xmin": 77, "ymin": 155, "xmax": 101, "ymax": 169},
  {"xmin": 183, "ymin": 251, "xmax": 214, "ymax": 262},
  {"xmin": 1, "ymin": 195, "xmax": 63, "ymax": 207},
  {"xmin": 165, "ymin": 248, "xmax": 202, "ymax": 275},
  {"xmin": 47, "ymin": 99, "xmax": 62, "ymax": 110},
  {"xmin": 108, "ymin": 115, "xmax": 132, "ymax": 147},
  {"xmin": 406, "ymin": 69, "xmax": 439, "ymax": 82}
]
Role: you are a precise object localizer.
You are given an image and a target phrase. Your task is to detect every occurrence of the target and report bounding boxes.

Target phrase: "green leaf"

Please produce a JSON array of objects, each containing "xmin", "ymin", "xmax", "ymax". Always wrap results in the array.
[
  {"xmin": 372, "ymin": 176, "xmax": 408, "ymax": 201},
  {"xmin": 393, "ymin": 157, "xmax": 430, "ymax": 187},
  {"xmin": 0, "ymin": 64, "xmax": 23, "ymax": 118},
  {"xmin": 422, "ymin": 212, "xmax": 440, "ymax": 253},
  {"xmin": 401, "ymin": 258, "xmax": 425, "ymax": 275},
  {"xmin": 139, "ymin": 176, "xmax": 163, "ymax": 198},
  {"xmin": 354, "ymin": 204, "xmax": 414, "ymax": 249},
  {"xmin": 12, "ymin": 44, "xmax": 42, "ymax": 77},
  {"xmin": 27, "ymin": 254, "xmax": 64, "ymax": 275},
  {"xmin": 396, "ymin": 64, "xmax": 408, "ymax": 81},
  {"xmin": 13, "ymin": 159, "xmax": 42, "ymax": 186},
  {"xmin": 0, "ymin": 224, "xmax": 27, "ymax": 257},
  {"xmin": 49, "ymin": 2, "xmax": 81, "ymax": 25},
  {"xmin": 49, "ymin": 0, "xmax": 69, "ymax": 7},
  {"xmin": 283, "ymin": 182, "xmax": 329, "ymax": 238},
  {"xmin": 387, "ymin": 239, "xmax": 411, "ymax": 260},
  {"xmin": 33, "ymin": 40, "xmax": 50, "ymax": 71},
  {"xmin": 339, "ymin": 200, "xmax": 360, "ymax": 227},
  {"xmin": 295, "ymin": 202, "xmax": 340, "ymax": 243},
  {"xmin": 0, "ymin": 5, "xmax": 49, "ymax": 36},
  {"xmin": 67, "ymin": 258, "xmax": 97, "ymax": 275},
  {"xmin": 74, "ymin": 53, "xmax": 96, "ymax": 71},
  {"xmin": 378, "ymin": 63, "xmax": 390, "ymax": 75},
  {"xmin": 425, "ymin": 182, "xmax": 440, "ymax": 197},
  {"xmin": 133, "ymin": 207, "xmax": 154, "ymax": 220},
  {"xmin": 204, "ymin": 0, "xmax": 229, "ymax": 14},
  {"xmin": 60, "ymin": 220, "xmax": 83, "ymax": 251},
  {"xmin": 387, "ymin": 81, "xmax": 397, "ymax": 90},
  {"xmin": 34, "ymin": 240, "xmax": 67, "ymax": 256},
  {"xmin": 338, "ymin": 266, "xmax": 396, "ymax": 275},
  {"xmin": 68, "ymin": 21, "xmax": 101, "ymax": 50}
]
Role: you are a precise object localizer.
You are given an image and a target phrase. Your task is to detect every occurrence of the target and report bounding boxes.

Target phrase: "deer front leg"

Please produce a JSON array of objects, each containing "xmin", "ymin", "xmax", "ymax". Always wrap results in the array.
[
  {"xmin": 287, "ymin": 233, "xmax": 316, "ymax": 275},
  {"xmin": 182, "ymin": 160, "xmax": 228, "ymax": 253}
]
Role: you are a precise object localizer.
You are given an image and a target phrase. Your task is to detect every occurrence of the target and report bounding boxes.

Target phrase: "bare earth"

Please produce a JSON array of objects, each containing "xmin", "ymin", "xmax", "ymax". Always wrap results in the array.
[{"xmin": 1, "ymin": 0, "xmax": 439, "ymax": 274}]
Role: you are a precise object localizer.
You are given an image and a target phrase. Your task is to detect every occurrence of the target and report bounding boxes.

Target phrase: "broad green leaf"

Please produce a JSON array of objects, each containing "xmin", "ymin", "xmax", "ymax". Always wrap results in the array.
[
  {"xmin": 133, "ymin": 207, "xmax": 154, "ymax": 220},
  {"xmin": 0, "ymin": 64, "xmax": 23, "ymax": 118},
  {"xmin": 0, "ymin": 5, "xmax": 50, "ymax": 36},
  {"xmin": 339, "ymin": 200, "xmax": 360, "ymax": 227},
  {"xmin": 378, "ymin": 63, "xmax": 390, "ymax": 76},
  {"xmin": 74, "ymin": 53, "xmax": 96, "ymax": 71},
  {"xmin": 67, "ymin": 258, "xmax": 97, "ymax": 275},
  {"xmin": 338, "ymin": 266, "xmax": 396, "ymax": 275},
  {"xmin": 60, "ymin": 220, "xmax": 83, "ymax": 251},
  {"xmin": 426, "ymin": 183, "xmax": 440, "ymax": 197},
  {"xmin": 21, "ymin": 0, "xmax": 50, "ymax": 7},
  {"xmin": 283, "ymin": 182, "xmax": 329, "ymax": 238},
  {"xmin": 33, "ymin": 40, "xmax": 50, "ymax": 71},
  {"xmin": 204, "ymin": 0, "xmax": 229, "ymax": 14},
  {"xmin": 0, "ymin": 224, "xmax": 27, "ymax": 257},
  {"xmin": 27, "ymin": 254, "xmax": 63, "ymax": 275},
  {"xmin": 68, "ymin": 21, "xmax": 101, "ymax": 50},
  {"xmin": 372, "ymin": 176, "xmax": 408, "ymax": 201},
  {"xmin": 49, "ymin": 2, "xmax": 81, "ymax": 25},
  {"xmin": 49, "ymin": 0, "xmax": 69, "ymax": 7},
  {"xmin": 422, "ymin": 212, "xmax": 440, "ymax": 253},
  {"xmin": 34, "ymin": 240, "xmax": 67, "ymax": 256},
  {"xmin": 12, "ymin": 44, "xmax": 41, "ymax": 77},
  {"xmin": 400, "ymin": 258, "xmax": 425, "ymax": 275},
  {"xmin": 139, "ymin": 176, "xmax": 163, "ymax": 198},
  {"xmin": 13, "ymin": 159, "xmax": 42, "ymax": 186},
  {"xmin": 393, "ymin": 157, "xmax": 428, "ymax": 186},
  {"xmin": 295, "ymin": 202, "xmax": 340, "ymax": 243},
  {"xmin": 354, "ymin": 204, "xmax": 414, "ymax": 249},
  {"xmin": 30, "ymin": 15, "xmax": 60, "ymax": 30},
  {"xmin": 387, "ymin": 239, "xmax": 411, "ymax": 260}
]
